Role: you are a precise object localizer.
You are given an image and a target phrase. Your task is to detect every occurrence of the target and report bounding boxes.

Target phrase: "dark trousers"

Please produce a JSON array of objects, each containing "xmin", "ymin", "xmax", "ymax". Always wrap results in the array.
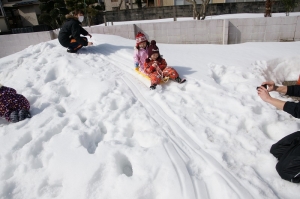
[
  {"xmin": 270, "ymin": 131, "xmax": 300, "ymax": 183},
  {"xmin": 68, "ymin": 37, "xmax": 87, "ymax": 51}
]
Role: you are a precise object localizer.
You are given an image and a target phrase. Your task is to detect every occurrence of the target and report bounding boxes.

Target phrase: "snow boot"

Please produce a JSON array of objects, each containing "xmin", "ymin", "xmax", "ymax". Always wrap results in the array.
[
  {"xmin": 9, "ymin": 111, "xmax": 19, "ymax": 123},
  {"xmin": 175, "ymin": 77, "xmax": 186, "ymax": 84},
  {"xmin": 67, "ymin": 48, "xmax": 77, "ymax": 53},
  {"xmin": 18, "ymin": 109, "xmax": 31, "ymax": 121},
  {"xmin": 150, "ymin": 84, "xmax": 157, "ymax": 90}
]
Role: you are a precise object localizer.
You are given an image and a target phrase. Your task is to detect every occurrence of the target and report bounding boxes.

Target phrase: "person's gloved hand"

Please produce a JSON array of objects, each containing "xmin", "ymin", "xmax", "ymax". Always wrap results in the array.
[
  {"xmin": 149, "ymin": 65, "xmax": 155, "ymax": 72},
  {"xmin": 135, "ymin": 62, "xmax": 139, "ymax": 68}
]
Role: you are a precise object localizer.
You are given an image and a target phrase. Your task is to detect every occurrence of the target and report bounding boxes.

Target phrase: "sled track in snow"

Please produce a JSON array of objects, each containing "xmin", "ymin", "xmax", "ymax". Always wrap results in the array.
[{"xmin": 99, "ymin": 50, "xmax": 254, "ymax": 199}]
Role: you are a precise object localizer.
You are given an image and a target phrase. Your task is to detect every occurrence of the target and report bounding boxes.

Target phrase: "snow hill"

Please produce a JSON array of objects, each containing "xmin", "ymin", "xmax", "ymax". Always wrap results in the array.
[{"xmin": 0, "ymin": 34, "xmax": 300, "ymax": 199}]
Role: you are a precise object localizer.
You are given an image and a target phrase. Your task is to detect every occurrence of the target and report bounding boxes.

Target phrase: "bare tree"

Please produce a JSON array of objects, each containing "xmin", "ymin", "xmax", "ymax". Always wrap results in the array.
[
  {"xmin": 118, "ymin": 0, "xmax": 124, "ymax": 10},
  {"xmin": 264, "ymin": 0, "xmax": 272, "ymax": 17},
  {"xmin": 185, "ymin": 0, "xmax": 210, "ymax": 20},
  {"xmin": 280, "ymin": 0, "xmax": 299, "ymax": 16}
]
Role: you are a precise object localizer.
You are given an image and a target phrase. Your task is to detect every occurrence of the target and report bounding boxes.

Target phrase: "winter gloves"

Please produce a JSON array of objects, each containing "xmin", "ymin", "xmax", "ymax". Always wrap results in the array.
[
  {"xmin": 9, "ymin": 109, "xmax": 31, "ymax": 123},
  {"xmin": 135, "ymin": 62, "xmax": 139, "ymax": 69}
]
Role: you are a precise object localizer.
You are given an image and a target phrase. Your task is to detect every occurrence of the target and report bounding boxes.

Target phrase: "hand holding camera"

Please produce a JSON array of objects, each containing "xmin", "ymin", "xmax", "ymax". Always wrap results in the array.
[
  {"xmin": 257, "ymin": 84, "xmax": 272, "ymax": 102},
  {"xmin": 256, "ymin": 84, "xmax": 268, "ymax": 90}
]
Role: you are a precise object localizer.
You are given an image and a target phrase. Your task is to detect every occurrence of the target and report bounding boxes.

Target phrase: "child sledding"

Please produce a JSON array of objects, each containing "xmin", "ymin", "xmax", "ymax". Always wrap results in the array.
[
  {"xmin": 0, "ymin": 84, "xmax": 31, "ymax": 123},
  {"xmin": 133, "ymin": 32, "xmax": 185, "ymax": 90},
  {"xmin": 143, "ymin": 40, "xmax": 185, "ymax": 90}
]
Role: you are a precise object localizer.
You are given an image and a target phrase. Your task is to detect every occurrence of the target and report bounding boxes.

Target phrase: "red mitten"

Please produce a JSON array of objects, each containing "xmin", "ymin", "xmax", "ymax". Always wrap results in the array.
[{"xmin": 149, "ymin": 65, "xmax": 155, "ymax": 72}]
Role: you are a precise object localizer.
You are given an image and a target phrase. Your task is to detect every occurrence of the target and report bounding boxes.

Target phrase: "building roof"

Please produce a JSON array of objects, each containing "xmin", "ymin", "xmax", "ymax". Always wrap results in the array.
[{"xmin": 3, "ymin": 0, "xmax": 39, "ymax": 8}]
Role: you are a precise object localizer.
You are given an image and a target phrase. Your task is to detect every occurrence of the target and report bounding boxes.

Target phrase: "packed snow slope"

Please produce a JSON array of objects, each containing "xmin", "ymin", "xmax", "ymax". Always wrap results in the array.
[{"xmin": 1, "ymin": 34, "xmax": 300, "ymax": 199}]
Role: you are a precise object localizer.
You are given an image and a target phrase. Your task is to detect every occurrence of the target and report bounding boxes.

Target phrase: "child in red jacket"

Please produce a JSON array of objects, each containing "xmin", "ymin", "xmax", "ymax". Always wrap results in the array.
[
  {"xmin": 0, "ymin": 84, "xmax": 31, "ymax": 123},
  {"xmin": 144, "ymin": 40, "xmax": 185, "ymax": 90}
]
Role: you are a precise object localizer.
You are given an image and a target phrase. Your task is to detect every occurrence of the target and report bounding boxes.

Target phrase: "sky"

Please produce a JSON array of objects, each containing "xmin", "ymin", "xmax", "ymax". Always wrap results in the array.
[{"xmin": 0, "ymin": 13, "xmax": 300, "ymax": 199}]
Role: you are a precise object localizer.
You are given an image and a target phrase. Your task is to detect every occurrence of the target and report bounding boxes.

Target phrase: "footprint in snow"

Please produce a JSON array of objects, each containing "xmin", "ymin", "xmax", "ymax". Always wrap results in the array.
[{"xmin": 115, "ymin": 153, "xmax": 133, "ymax": 177}]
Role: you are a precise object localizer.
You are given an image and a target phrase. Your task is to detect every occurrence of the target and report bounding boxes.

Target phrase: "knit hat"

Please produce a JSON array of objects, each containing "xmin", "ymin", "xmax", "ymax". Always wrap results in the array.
[
  {"xmin": 147, "ymin": 40, "xmax": 159, "ymax": 58},
  {"xmin": 135, "ymin": 32, "xmax": 147, "ymax": 45}
]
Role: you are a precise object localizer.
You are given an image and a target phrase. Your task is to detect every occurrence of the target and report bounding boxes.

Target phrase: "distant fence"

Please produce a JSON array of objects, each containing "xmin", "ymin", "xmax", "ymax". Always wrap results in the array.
[
  {"xmin": 94, "ymin": 2, "xmax": 300, "ymax": 24},
  {"xmin": 11, "ymin": 25, "xmax": 52, "ymax": 34},
  {"xmin": 1, "ymin": 15, "xmax": 300, "ymax": 58}
]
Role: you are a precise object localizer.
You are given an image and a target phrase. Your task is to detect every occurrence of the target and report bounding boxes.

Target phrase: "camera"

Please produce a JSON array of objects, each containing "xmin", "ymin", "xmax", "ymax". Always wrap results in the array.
[{"xmin": 257, "ymin": 84, "xmax": 267, "ymax": 90}]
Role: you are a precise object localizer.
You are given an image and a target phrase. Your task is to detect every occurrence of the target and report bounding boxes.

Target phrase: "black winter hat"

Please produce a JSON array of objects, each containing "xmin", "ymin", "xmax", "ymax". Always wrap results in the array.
[{"xmin": 147, "ymin": 40, "xmax": 160, "ymax": 58}]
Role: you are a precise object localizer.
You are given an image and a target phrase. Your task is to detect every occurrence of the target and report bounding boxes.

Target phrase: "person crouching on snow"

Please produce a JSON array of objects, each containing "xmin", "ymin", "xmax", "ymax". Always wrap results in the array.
[
  {"xmin": 58, "ymin": 10, "xmax": 93, "ymax": 53},
  {"xmin": 133, "ymin": 32, "xmax": 149, "ymax": 72},
  {"xmin": 144, "ymin": 40, "xmax": 185, "ymax": 90},
  {"xmin": 0, "ymin": 84, "xmax": 31, "ymax": 123},
  {"xmin": 258, "ymin": 81, "xmax": 300, "ymax": 183}
]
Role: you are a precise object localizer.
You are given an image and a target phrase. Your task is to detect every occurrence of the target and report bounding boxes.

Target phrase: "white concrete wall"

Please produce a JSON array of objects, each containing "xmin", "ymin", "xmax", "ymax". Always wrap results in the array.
[
  {"xmin": 1, "ymin": 16, "xmax": 300, "ymax": 58},
  {"xmin": 86, "ymin": 24, "xmax": 135, "ymax": 40},
  {"xmin": 228, "ymin": 16, "xmax": 300, "ymax": 44},
  {"xmin": 0, "ymin": 31, "xmax": 52, "ymax": 58},
  {"xmin": 134, "ymin": 19, "xmax": 225, "ymax": 44}
]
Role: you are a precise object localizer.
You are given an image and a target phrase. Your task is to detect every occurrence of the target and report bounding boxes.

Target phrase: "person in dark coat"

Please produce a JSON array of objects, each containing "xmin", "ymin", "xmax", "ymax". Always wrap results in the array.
[
  {"xmin": 0, "ymin": 84, "xmax": 31, "ymax": 123},
  {"xmin": 258, "ymin": 81, "xmax": 300, "ymax": 183},
  {"xmin": 58, "ymin": 10, "xmax": 93, "ymax": 53}
]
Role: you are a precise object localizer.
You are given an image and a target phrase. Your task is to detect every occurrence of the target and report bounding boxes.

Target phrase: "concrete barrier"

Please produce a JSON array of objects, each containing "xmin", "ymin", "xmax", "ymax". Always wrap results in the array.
[
  {"xmin": 0, "ymin": 31, "xmax": 53, "ymax": 58},
  {"xmin": 1, "ymin": 15, "xmax": 300, "ymax": 58},
  {"xmin": 134, "ymin": 19, "xmax": 226, "ymax": 44},
  {"xmin": 228, "ymin": 16, "xmax": 300, "ymax": 44}
]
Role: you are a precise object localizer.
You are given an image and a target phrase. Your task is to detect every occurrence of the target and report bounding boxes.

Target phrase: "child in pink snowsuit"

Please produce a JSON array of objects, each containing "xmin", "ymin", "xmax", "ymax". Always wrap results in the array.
[
  {"xmin": 144, "ymin": 40, "xmax": 185, "ymax": 90},
  {"xmin": 0, "ymin": 84, "xmax": 31, "ymax": 123},
  {"xmin": 133, "ymin": 32, "xmax": 149, "ymax": 72}
]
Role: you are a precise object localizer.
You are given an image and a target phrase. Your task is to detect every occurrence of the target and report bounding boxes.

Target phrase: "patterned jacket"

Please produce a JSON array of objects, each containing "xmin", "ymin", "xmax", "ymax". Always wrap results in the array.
[
  {"xmin": 144, "ymin": 57, "xmax": 167, "ymax": 75},
  {"xmin": 0, "ymin": 85, "xmax": 30, "ymax": 121}
]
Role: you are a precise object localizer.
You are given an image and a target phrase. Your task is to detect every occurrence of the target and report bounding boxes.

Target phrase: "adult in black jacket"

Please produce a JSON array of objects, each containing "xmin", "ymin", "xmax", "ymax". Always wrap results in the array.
[
  {"xmin": 58, "ymin": 10, "xmax": 93, "ymax": 53},
  {"xmin": 258, "ymin": 81, "xmax": 300, "ymax": 183}
]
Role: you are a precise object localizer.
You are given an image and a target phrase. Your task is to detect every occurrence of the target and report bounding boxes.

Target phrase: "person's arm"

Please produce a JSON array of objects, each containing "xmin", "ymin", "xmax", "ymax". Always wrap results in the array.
[
  {"xmin": 285, "ymin": 85, "xmax": 300, "ymax": 97},
  {"xmin": 144, "ymin": 60, "xmax": 155, "ymax": 74},
  {"xmin": 274, "ymin": 85, "xmax": 288, "ymax": 94},
  {"xmin": 258, "ymin": 85, "xmax": 300, "ymax": 118},
  {"xmin": 257, "ymin": 87, "xmax": 285, "ymax": 110},
  {"xmin": 79, "ymin": 26, "xmax": 92, "ymax": 38},
  {"xmin": 159, "ymin": 58, "xmax": 167, "ymax": 70},
  {"xmin": 79, "ymin": 26, "xmax": 88, "ymax": 36},
  {"xmin": 283, "ymin": 102, "xmax": 300, "ymax": 118},
  {"xmin": 71, "ymin": 23, "xmax": 88, "ymax": 46},
  {"xmin": 265, "ymin": 98, "xmax": 285, "ymax": 110},
  {"xmin": 261, "ymin": 81, "xmax": 287, "ymax": 94},
  {"xmin": 133, "ymin": 49, "xmax": 140, "ymax": 65}
]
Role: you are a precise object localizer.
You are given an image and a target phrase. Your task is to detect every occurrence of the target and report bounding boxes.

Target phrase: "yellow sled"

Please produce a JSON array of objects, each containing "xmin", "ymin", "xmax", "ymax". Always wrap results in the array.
[{"xmin": 135, "ymin": 67, "xmax": 169, "ymax": 83}]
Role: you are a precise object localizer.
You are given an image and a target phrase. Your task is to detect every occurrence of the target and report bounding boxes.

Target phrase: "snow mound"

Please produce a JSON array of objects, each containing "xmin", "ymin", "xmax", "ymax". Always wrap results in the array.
[{"xmin": 0, "ymin": 34, "xmax": 300, "ymax": 199}]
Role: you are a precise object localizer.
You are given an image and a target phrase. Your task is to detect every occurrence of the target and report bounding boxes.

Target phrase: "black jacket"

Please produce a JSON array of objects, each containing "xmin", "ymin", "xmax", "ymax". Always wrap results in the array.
[
  {"xmin": 58, "ymin": 15, "xmax": 89, "ymax": 48},
  {"xmin": 283, "ymin": 85, "xmax": 300, "ymax": 118}
]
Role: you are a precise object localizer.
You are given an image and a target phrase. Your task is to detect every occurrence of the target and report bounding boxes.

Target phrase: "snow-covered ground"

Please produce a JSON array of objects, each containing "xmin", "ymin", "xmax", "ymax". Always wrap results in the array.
[{"xmin": 1, "ymin": 14, "xmax": 300, "ymax": 199}]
